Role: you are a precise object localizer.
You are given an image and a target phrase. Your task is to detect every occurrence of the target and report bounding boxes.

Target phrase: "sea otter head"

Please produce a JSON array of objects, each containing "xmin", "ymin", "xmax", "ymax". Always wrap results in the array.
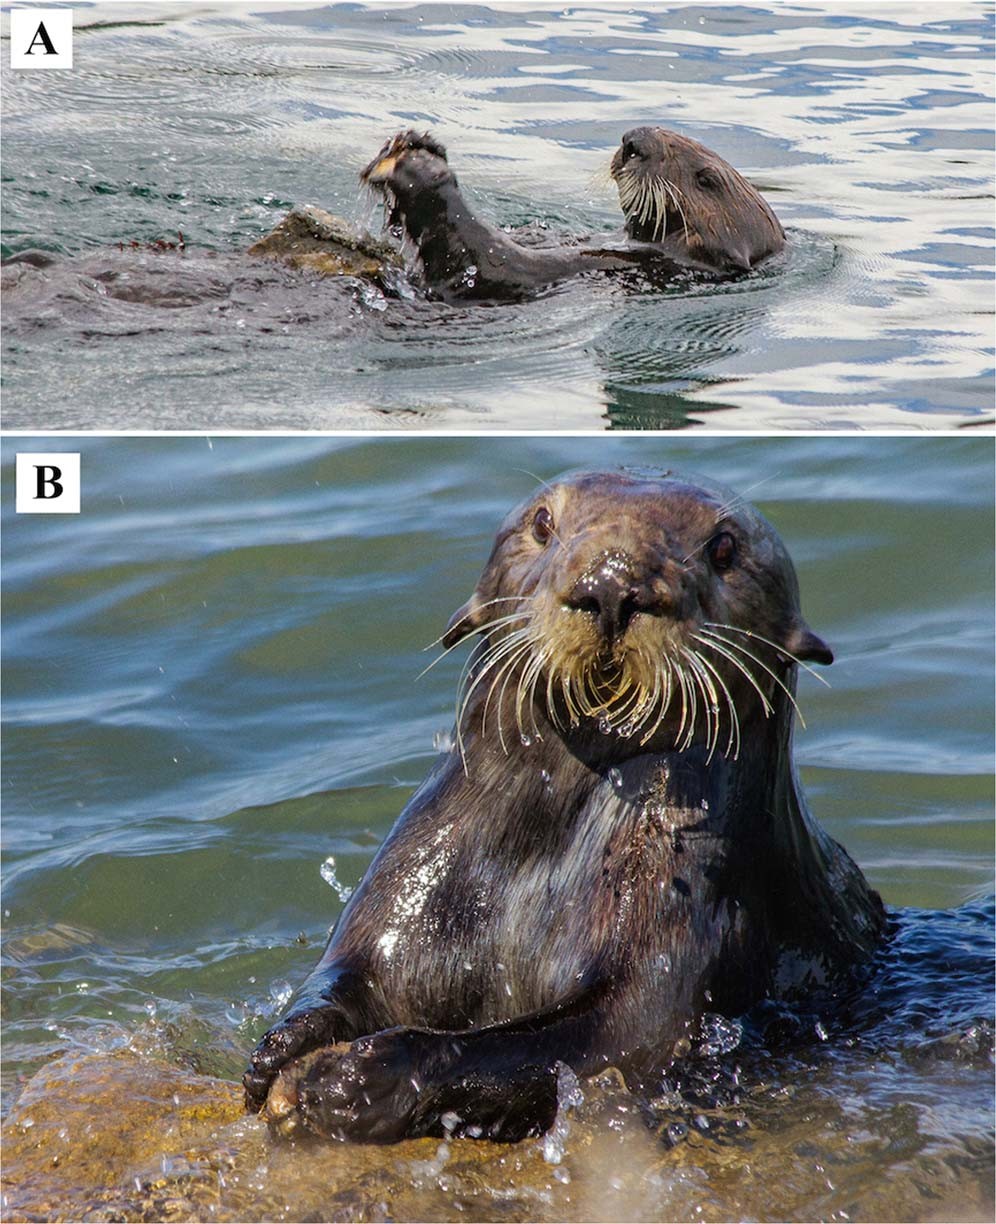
[
  {"xmin": 361, "ymin": 130, "xmax": 457, "ymax": 235},
  {"xmin": 442, "ymin": 469, "xmax": 830, "ymax": 760},
  {"xmin": 610, "ymin": 127, "xmax": 785, "ymax": 272}
]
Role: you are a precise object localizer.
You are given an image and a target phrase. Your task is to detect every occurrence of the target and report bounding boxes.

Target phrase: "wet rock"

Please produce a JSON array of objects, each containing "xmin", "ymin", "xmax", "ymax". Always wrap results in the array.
[{"xmin": 248, "ymin": 206, "xmax": 402, "ymax": 288}]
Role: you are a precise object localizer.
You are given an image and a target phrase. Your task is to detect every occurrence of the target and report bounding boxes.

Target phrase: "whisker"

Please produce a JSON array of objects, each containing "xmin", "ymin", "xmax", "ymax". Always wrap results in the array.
[
  {"xmin": 712, "ymin": 475, "xmax": 779, "ymax": 523},
  {"xmin": 480, "ymin": 634, "xmax": 535, "ymax": 750},
  {"xmin": 682, "ymin": 647, "xmax": 719, "ymax": 761},
  {"xmin": 456, "ymin": 627, "xmax": 535, "ymax": 767},
  {"xmin": 692, "ymin": 646, "xmax": 741, "ymax": 761},
  {"xmin": 696, "ymin": 629, "xmax": 806, "ymax": 728},
  {"xmin": 418, "ymin": 606, "xmax": 533, "ymax": 678},
  {"xmin": 693, "ymin": 631, "xmax": 775, "ymax": 719},
  {"xmin": 704, "ymin": 622, "xmax": 831, "ymax": 688}
]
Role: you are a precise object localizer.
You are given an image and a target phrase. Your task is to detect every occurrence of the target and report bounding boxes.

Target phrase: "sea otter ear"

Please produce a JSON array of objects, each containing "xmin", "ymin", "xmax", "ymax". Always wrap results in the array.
[
  {"xmin": 442, "ymin": 595, "xmax": 485, "ymax": 649},
  {"xmin": 784, "ymin": 622, "xmax": 833, "ymax": 666}
]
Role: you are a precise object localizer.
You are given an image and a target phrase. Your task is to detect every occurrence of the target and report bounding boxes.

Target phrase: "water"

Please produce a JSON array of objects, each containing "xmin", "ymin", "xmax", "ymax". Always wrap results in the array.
[
  {"xmin": 2, "ymin": 1, "xmax": 993, "ymax": 429},
  {"xmin": 2, "ymin": 434, "xmax": 993, "ymax": 1219}
]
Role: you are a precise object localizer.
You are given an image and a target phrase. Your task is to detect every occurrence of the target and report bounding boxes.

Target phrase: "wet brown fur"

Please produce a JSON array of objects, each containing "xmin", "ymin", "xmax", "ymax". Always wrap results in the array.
[
  {"xmin": 610, "ymin": 126, "xmax": 785, "ymax": 271},
  {"xmin": 244, "ymin": 469, "xmax": 885, "ymax": 1145}
]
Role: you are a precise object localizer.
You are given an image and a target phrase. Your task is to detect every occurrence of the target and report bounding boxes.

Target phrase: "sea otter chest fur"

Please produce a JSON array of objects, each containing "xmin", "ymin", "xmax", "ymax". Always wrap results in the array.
[{"xmin": 334, "ymin": 741, "xmax": 769, "ymax": 1050}]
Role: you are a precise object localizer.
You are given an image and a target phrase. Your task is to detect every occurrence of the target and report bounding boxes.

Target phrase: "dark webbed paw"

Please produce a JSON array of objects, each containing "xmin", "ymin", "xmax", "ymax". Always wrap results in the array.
[
  {"xmin": 243, "ymin": 1005, "xmax": 343, "ymax": 1113},
  {"xmin": 265, "ymin": 1029, "xmax": 426, "ymax": 1144},
  {"xmin": 262, "ymin": 1027, "xmax": 561, "ymax": 1145}
]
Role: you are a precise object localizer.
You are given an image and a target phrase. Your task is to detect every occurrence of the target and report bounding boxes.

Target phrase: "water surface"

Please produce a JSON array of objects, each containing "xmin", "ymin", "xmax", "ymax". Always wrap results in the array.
[
  {"xmin": 1, "ymin": 1, "xmax": 993, "ymax": 429},
  {"xmin": 2, "ymin": 435, "xmax": 993, "ymax": 1219}
]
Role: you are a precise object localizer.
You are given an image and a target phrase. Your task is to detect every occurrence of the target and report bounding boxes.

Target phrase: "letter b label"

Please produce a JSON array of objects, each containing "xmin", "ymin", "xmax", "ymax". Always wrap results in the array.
[{"xmin": 16, "ymin": 453, "xmax": 81, "ymax": 513}]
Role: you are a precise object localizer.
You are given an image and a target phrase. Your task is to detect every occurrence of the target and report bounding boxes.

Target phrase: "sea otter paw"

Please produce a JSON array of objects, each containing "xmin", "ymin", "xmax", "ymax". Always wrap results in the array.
[
  {"xmin": 243, "ymin": 1006, "xmax": 342, "ymax": 1113},
  {"xmin": 269, "ymin": 1029, "xmax": 431, "ymax": 1144}
]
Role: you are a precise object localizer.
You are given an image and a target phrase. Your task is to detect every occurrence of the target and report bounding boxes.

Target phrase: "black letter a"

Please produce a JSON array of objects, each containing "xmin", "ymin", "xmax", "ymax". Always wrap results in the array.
[{"xmin": 26, "ymin": 21, "xmax": 58, "ymax": 55}]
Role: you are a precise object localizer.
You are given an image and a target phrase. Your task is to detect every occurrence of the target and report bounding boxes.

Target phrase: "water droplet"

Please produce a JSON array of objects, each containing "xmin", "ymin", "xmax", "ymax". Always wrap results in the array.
[
  {"xmin": 433, "ymin": 729, "xmax": 455, "ymax": 752},
  {"xmin": 320, "ymin": 855, "xmax": 354, "ymax": 903},
  {"xmin": 358, "ymin": 282, "xmax": 388, "ymax": 312},
  {"xmin": 815, "ymin": 1019, "xmax": 829, "ymax": 1041},
  {"xmin": 520, "ymin": 733, "xmax": 533, "ymax": 747},
  {"xmin": 608, "ymin": 767, "xmax": 623, "ymax": 790},
  {"xmin": 698, "ymin": 1013, "xmax": 743, "ymax": 1056},
  {"xmin": 269, "ymin": 979, "xmax": 293, "ymax": 1010},
  {"xmin": 143, "ymin": 999, "xmax": 158, "ymax": 1020},
  {"xmin": 225, "ymin": 1001, "xmax": 249, "ymax": 1027},
  {"xmin": 539, "ymin": 768, "xmax": 551, "ymax": 785}
]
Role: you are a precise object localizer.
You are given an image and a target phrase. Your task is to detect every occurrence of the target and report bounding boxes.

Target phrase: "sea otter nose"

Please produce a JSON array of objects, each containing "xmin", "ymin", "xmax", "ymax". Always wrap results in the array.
[
  {"xmin": 566, "ymin": 555, "xmax": 656, "ymax": 641},
  {"xmin": 620, "ymin": 126, "xmax": 655, "ymax": 161}
]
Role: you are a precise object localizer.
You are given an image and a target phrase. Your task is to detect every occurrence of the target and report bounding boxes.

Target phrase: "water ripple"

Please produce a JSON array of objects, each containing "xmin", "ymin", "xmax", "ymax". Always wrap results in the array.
[{"xmin": 2, "ymin": 1, "xmax": 992, "ymax": 426}]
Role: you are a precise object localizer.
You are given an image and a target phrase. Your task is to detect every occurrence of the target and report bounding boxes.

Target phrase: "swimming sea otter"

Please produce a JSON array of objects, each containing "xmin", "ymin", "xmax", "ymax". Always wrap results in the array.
[
  {"xmin": 359, "ymin": 128, "xmax": 785, "ymax": 300},
  {"xmin": 244, "ymin": 469, "xmax": 885, "ymax": 1143}
]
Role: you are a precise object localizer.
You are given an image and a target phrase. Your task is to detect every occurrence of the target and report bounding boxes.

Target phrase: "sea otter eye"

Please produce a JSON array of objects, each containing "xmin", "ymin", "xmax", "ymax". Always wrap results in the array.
[
  {"xmin": 623, "ymin": 139, "xmax": 639, "ymax": 161},
  {"xmin": 696, "ymin": 168, "xmax": 720, "ymax": 190},
  {"xmin": 531, "ymin": 506, "xmax": 555, "ymax": 545},
  {"xmin": 707, "ymin": 532, "xmax": 737, "ymax": 571}
]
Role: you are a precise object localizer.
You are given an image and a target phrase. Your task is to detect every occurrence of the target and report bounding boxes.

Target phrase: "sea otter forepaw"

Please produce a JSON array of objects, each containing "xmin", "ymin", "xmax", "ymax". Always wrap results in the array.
[
  {"xmin": 293, "ymin": 1028, "xmax": 430, "ymax": 1144},
  {"xmin": 243, "ymin": 1006, "xmax": 341, "ymax": 1113}
]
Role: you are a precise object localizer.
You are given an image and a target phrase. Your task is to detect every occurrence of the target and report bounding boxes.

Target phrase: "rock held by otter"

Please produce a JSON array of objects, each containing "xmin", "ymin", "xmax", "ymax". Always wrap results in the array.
[{"xmin": 244, "ymin": 469, "xmax": 885, "ymax": 1144}]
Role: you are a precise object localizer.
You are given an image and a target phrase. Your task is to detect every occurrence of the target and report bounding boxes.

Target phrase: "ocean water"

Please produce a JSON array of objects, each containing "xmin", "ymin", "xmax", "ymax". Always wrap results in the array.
[
  {"xmin": 2, "ymin": 434, "xmax": 993, "ymax": 1219},
  {"xmin": 1, "ymin": 0, "xmax": 994, "ymax": 429}
]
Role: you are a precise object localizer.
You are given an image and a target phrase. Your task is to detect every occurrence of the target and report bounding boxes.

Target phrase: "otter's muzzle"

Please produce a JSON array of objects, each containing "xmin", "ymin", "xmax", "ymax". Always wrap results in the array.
[{"xmin": 565, "ymin": 551, "xmax": 664, "ymax": 643}]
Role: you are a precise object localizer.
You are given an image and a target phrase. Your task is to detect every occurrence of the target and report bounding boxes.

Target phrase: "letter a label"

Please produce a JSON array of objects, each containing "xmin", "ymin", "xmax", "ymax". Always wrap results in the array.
[
  {"xmin": 16, "ymin": 453, "xmax": 81, "ymax": 513},
  {"xmin": 10, "ymin": 9, "xmax": 74, "ymax": 70}
]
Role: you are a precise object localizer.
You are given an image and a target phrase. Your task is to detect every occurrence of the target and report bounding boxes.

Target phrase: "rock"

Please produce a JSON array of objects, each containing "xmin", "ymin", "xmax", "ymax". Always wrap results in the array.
[{"xmin": 248, "ymin": 207, "xmax": 402, "ymax": 287}]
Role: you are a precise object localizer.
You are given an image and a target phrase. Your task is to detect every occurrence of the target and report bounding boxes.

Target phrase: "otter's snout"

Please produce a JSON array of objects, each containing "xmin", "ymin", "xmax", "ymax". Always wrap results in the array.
[
  {"xmin": 564, "ymin": 551, "xmax": 665, "ymax": 642},
  {"xmin": 618, "ymin": 126, "xmax": 657, "ymax": 163}
]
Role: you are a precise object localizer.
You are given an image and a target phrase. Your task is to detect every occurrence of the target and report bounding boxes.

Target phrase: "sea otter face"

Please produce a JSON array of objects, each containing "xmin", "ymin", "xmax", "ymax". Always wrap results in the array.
[
  {"xmin": 610, "ymin": 127, "xmax": 785, "ymax": 271},
  {"xmin": 444, "ymin": 469, "xmax": 830, "ymax": 759},
  {"xmin": 360, "ymin": 130, "xmax": 456, "ymax": 228}
]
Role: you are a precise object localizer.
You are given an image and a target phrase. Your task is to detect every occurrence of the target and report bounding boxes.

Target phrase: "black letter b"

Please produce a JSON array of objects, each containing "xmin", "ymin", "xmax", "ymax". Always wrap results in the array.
[{"xmin": 35, "ymin": 465, "xmax": 64, "ymax": 500}]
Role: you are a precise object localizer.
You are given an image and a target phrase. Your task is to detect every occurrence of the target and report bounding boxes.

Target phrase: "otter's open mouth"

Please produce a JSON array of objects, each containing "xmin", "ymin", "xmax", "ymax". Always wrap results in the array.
[
  {"xmin": 362, "ymin": 154, "xmax": 399, "ymax": 186},
  {"xmin": 359, "ymin": 130, "xmax": 448, "ymax": 190}
]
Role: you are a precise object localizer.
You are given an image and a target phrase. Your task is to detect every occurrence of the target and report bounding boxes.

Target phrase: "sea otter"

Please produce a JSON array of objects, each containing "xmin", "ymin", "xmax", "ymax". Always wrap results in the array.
[
  {"xmin": 359, "ymin": 128, "xmax": 785, "ymax": 300},
  {"xmin": 243, "ymin": 469, "xmax": 885, "ymax": 1144}
]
